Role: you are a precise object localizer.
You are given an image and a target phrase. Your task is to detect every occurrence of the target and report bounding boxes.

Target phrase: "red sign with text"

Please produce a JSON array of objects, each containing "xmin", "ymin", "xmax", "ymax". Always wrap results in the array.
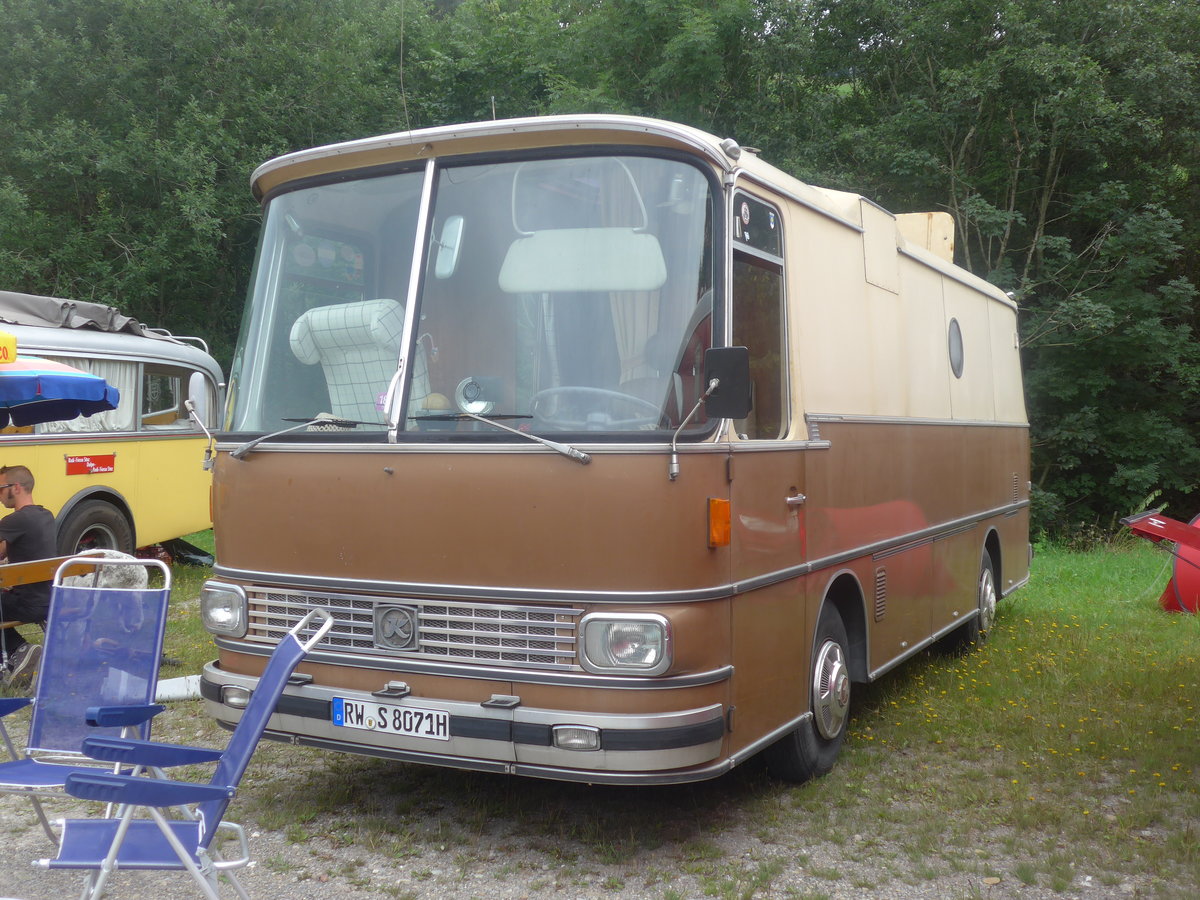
[{"xmin": 65, "ymin": 454, "xmax": 116, "ymax": 475}]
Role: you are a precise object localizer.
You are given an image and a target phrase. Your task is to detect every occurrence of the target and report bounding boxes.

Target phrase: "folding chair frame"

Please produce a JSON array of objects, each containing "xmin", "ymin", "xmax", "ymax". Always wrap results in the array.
[
  {"xmin": 42, "ymin": 608, "xmax": 333, "ymax": 900},
  {"xmin": 0, "ymin": 555, "xmax": 171, "ymax": 840}
]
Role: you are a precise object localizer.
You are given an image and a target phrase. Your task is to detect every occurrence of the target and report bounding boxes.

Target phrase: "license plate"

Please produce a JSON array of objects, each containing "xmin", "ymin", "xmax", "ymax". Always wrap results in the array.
[{"xmin": 332, "ymin": 697, "xmax": 450, "ymax": 741}]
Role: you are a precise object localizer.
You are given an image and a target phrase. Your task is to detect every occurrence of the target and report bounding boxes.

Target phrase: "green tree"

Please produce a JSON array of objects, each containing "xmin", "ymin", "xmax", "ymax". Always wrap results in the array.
[
  {"xmin": 768, "ymin": 0, "xmax": 1200, "ymax": 532},
  {"xmin": 0, "ymin": 0, "xmax": 425, "ymax": 364}
]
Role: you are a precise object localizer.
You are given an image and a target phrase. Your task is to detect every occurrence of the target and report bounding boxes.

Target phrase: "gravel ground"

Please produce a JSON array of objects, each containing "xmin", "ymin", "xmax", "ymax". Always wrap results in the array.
[{"xmin": 0, "ymin": 699, "xmax": 1165, "ymax": 900}]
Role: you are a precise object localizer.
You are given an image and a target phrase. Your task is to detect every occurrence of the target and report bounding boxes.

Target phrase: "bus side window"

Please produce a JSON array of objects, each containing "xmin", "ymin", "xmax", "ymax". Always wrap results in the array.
[
  {"xmin": 142, "ymin": 365, "xmax": 195, "ymax": 429},
  {"xmin": 35, "ymin": 357, "xmax": 138, "ymax": 434},
  {"xmin": 731, "ymin": 251, "xmax": 786, "ymax": 440},
  {"xmin": 731, "ymin": 192, "xmax": 787, "ymax": 441}
]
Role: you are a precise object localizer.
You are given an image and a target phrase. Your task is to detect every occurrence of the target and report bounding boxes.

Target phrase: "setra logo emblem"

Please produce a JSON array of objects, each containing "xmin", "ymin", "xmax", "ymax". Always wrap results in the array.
[{"xmin": 374, "ymin": 606, "xmax": 419, "ymax": 650}]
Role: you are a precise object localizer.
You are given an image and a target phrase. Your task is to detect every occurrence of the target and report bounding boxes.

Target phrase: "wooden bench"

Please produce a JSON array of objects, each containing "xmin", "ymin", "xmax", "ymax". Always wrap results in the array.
[{"xmin": 0, "ymin": 556, "xmax": 87, "ymax": 631}]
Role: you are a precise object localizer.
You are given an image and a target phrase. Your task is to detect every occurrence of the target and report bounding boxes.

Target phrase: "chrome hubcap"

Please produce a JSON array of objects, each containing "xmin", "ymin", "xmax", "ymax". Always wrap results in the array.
[
  {"xmin": 813, "ymin": 638, "xmax": 850, "ymax": 740},
  {"xmin": 978, "ymin": 566, "xmax": 997, "ymax": 634}
]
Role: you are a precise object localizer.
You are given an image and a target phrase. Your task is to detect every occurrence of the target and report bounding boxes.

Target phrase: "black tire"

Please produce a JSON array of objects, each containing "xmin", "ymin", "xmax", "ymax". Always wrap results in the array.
[
  {"xmin": 937, "ymin": 548, "xmax": 997, "ymax": 654},
  {"xmin": 56, "ymin": 500, "xmax": 135, "ymax": 555},
  {"xmin": 763, "ymin": 604, "xmax": 852, "ymax": 783}
]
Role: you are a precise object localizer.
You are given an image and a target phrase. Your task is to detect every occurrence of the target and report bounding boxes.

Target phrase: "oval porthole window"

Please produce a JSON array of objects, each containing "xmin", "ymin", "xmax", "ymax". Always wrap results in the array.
[{"xmin": 948, "ymin": 318, "xmax": 964, "ymax": 379}]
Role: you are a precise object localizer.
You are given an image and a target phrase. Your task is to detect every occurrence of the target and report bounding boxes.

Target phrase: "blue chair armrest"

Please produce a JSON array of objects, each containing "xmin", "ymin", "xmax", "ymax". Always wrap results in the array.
[
  {"xmin": 85, "ymin": 704, "xmax": 166, "ymax": 728},
  {"xmin": 65, "ymin": 771, "xmax": 234, "ymax": 806},
  {"xmin": 81, "ymin": 736, "xmax": 224, "ymax": 767},
  {"xmin": 0, "ymin": 697, "xmax": 32, "ymax": 717}
]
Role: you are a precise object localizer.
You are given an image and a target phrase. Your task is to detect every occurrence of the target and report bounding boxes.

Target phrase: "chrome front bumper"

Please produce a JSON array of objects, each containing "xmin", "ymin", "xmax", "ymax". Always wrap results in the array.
[{"xmin": 200, "ymin": 661, "xmax": 729, "ymax": 785}]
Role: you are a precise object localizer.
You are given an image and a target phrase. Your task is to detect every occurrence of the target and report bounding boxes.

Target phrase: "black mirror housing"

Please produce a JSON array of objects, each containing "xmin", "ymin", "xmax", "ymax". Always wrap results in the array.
[{"xmin": 703, "ymin": 347, "xmax": 752, "ymax": 420}]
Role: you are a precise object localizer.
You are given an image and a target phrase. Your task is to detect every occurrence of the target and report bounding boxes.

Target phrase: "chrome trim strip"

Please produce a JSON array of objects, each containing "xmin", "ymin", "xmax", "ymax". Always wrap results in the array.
[
  {"xmin": 515, "ymin": 710, "xmax": 814, "ymax": 785},
  {"xmin": 872, "ymin": 534, "xmax": 936, "ymax": 561},
  {"xmin": 210, "ymin": 439, "xmax": 735, "ymax": 456},
  {"xmin": 511, "ymin": 760, "xmax": 733, "ymax": 785},
  {"xmin": 875, "ymin": 521, "xmax": 978, "ymax": 561},
  {"xmin": 213, "ymin": 564, "xmax": 735, "ymax": 604},
  {"xmin": 215, "ymin": 499, "xmax": 1030, "ymax": 604},
  {"xmin": 289, "ymin": 734, "xmax": 514, "ymax": 775},
  {"xmin": 731, "ymin": 500, "xmax": 1031, "ymax": 595},
  {"xmin": 212, "ymin": 638, "xmax": 734, "ymax": 689},
  {"xmin": 245, "ymin": 705, "xmax": 813, "ymax": 785},
  {"xmin": 1001, "ymin": 573, "xmax": 1031, "ymax": 599},
  {"xmin": 1, "ymin": 431, "xmax": 208, "ymax": 445},
  {"xmin": 515, "ymin": 703, "xmax": 724, "ymax": 732},
  {"xmin": 212, "ymin": 438, "xmax": 830, "ymax": 455},
  {"xmin": 807, "ymin": 413, "xmax": 1030, "ymax": 429},
  {"xmin": 867, "ymin": 613, "xmax": 976, "ymax": 681},
  {"xmin": 727, "ymin": 440, "xmax": 831, "ymax": 453}
]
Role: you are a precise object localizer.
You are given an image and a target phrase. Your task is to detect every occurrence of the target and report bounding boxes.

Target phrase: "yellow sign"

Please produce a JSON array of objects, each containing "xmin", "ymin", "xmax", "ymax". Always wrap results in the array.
[{"xmin": 0, "ymin": 330, "xmax": 15, "ymax": 364}]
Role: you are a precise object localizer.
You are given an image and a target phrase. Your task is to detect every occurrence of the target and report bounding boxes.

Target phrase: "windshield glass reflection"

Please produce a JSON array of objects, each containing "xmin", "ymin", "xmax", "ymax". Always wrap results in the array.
[{"xmin": 228, "ymin": 154, "xmax": 715, "ymax": 440}]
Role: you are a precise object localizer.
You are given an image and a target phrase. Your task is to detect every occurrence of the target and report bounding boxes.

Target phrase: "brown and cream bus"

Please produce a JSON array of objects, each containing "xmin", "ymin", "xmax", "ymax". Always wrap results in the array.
[{"xmin": 199, "ymin": 115, "xmax": 1030, "ymax": 784}]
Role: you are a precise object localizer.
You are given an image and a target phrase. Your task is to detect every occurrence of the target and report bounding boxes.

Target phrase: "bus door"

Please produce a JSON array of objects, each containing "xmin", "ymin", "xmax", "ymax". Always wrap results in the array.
[{"xmin": 725, "ymin": 193, "xmax": 808, "ymax": 743}]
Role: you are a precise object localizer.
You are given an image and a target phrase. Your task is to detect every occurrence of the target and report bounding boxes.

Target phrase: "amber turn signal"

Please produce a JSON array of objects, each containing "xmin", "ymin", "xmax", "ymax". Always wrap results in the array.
[{"xmin": 708, "ymin": 497, "xmax": 731, "ymax": 547}]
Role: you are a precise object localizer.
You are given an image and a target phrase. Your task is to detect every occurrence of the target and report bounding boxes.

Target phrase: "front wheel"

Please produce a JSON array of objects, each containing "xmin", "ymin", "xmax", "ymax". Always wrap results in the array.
[
  {"xmin": 56, "ymin": 500, "xmax": 135, "ymax": 555},
  {"xmin": 763, "ymin": 604, "xmax": 852, "ymax": 783}
]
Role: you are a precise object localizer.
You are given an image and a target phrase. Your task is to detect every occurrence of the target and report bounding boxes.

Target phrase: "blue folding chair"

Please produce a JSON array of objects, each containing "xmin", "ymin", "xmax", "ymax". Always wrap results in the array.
[
  {"xmin": 40, "ymin": 609, "xmax": 333, "ymax": 900},
  {"xmin": 0, "ymin": 555, "xmax": 171, "ymax": 841}
]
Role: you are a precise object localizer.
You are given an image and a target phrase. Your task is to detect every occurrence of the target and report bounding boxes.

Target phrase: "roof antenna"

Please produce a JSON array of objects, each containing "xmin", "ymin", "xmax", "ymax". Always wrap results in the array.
[{"xmin": 491, "ymin": 96, "xmax": 497, "ymax": 120}]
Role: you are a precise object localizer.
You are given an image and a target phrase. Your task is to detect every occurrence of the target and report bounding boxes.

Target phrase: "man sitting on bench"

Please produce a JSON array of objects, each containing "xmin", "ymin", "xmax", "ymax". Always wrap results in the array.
[{"xmin": 0, "ymin": 464, "xmax": 57, "ymax": 685}]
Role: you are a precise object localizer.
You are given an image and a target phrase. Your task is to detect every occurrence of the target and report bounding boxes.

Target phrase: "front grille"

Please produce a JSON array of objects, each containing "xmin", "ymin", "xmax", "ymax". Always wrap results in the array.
[{"xmin": 245, "ymin": 586, "xmax": 582, "ymax": 670}]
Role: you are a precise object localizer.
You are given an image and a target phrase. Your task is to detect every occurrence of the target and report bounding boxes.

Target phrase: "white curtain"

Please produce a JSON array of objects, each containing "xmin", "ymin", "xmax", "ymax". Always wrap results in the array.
[
  {"xmin": 610, "ymin": 291, "xmax": 660, "ymax": 383},
  {"xmin": 36, "ymin": 356, "xmax": 138, "ymax": 433}
]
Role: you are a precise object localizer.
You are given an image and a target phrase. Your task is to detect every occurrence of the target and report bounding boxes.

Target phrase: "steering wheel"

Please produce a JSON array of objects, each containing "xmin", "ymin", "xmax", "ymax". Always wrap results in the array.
[{"xmin": 530, "ymin": 386, "xmax": 663, "ymax": 430}]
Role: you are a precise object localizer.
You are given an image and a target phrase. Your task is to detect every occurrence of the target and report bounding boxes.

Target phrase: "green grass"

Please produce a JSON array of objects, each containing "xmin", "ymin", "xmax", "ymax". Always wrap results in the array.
[
  {"xmin": 782, "ymin": 539, "xmax": 1200, "ymax": 893},
  {"xmin": 160, "ymin": 528, "xmax": 218, "ymax": 674}
]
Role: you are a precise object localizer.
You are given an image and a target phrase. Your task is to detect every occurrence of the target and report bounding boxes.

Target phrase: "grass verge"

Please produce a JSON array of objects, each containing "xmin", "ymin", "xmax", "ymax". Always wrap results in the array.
[{"xmin": 779, "ymin": 540, "xmax": 1200, "ymax": 894}]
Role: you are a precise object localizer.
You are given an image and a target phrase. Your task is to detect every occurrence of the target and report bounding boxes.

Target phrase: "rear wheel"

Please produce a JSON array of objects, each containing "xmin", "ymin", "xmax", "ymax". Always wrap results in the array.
[
  {"xmin": 56, "ymin": 500, "xmax": 135, "ymax": 555},
  {"xmin": 764, "ymin": 604, "xmax": 852, "ymax": 783},
  {"xmin": 938, "ymin": 548, "xmax": 997, "ymax": 654}
]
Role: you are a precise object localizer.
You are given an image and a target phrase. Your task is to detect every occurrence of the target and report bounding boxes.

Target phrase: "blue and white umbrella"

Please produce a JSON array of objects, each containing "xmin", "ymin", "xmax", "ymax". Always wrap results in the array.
[{"xmin": 0, "ymin": 354, "xmax": 120, "ymax": 428}]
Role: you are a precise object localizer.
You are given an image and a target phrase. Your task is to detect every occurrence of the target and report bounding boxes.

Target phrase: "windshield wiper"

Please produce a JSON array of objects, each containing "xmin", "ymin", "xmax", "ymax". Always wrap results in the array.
[
  {"xmin": 414, "ymin": 412, "xmax": 590, "ymax": 465},
  {"xmin": 231, "ymin": 414, "xmax": 373, "ymax": 460}
]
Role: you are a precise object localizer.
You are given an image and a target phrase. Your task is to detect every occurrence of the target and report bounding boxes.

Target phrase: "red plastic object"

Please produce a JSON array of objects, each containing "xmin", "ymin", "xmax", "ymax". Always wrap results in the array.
[{"xmin": 1122, "ymin": 510, "xmax": 1200, "ymax": 613}]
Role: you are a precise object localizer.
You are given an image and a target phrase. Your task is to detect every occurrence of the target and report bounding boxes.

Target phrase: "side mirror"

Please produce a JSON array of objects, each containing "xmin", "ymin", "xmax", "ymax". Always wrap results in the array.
[
  {"xmin": 703, "ymin": 347, "xmax": 752, "ymax": 420},
  {"xmin": 186, "ymin": 371, "xmax": 216, "ymax": 471},
  {"xmin": 187, "ymin": 371, "xmax": 210, "ymax": 426},
  {"xmin": 434, "ymin": 215, "xmax": 464, "ymax": 280}
]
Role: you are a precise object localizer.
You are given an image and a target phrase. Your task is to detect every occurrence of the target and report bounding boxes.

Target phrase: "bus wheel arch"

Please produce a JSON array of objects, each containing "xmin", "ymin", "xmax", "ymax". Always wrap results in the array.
[
  {"xmin": 763, "ymin": 573, "xmax": 865, "ymax": 783},
  {"xmin": 56, "ymin": 495, "xmax": 136, "ymax": 556},
  {"xmin": 984, "ymin": 529, "xmax": 1002, "ymax": 597}
]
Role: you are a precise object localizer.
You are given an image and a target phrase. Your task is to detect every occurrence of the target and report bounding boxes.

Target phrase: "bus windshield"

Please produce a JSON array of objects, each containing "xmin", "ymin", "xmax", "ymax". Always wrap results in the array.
[{"xmin": 227, "ymin": 154, "xmax": 716, "ymax": 440}]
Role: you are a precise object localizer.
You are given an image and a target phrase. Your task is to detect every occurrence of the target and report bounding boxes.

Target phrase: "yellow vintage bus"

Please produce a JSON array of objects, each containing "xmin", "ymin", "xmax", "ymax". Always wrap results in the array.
[
  {"xmin": 199, "ymin": 116, "xmax": 1030, "ymax": 784},
  {"xmin": 0, "ymin": 291, "xmax": 223, "ymax": 554}
]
